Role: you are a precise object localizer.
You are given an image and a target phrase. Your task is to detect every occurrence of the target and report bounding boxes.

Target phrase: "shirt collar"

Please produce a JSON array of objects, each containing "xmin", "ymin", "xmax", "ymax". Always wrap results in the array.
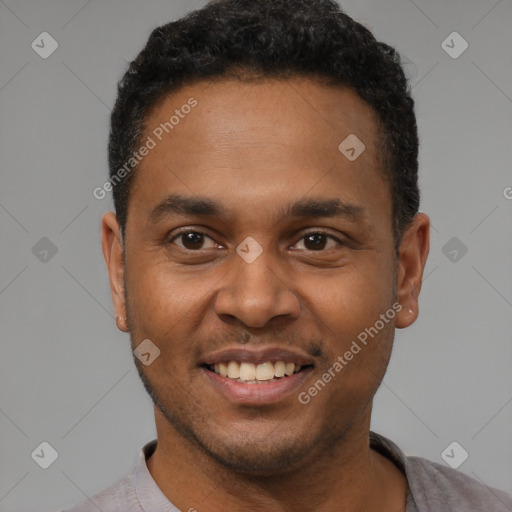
[{"xmin": 134, "ymin": 439, "xmax": 178, "ymax": 512}]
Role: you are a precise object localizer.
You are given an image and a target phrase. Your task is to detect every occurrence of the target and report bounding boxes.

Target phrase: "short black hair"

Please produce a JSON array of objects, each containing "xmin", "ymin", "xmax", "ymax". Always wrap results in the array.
[{"xmin": 108, "ymin": 0, "xmax": 419, "ymax": 248}]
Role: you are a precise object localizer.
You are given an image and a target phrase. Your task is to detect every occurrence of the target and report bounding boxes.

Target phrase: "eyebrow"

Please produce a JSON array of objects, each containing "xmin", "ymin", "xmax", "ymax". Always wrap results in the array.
[
  {"xmin": 148, "ymin": 193, "xmax": 366, "ymax": 224},
  {"xmin": 285, "ymin": 197, "xmax": 365, "ymax": 220},
  {"xmin": 149, "ymin": 194, "xmax": 224, "ymax": 223}
]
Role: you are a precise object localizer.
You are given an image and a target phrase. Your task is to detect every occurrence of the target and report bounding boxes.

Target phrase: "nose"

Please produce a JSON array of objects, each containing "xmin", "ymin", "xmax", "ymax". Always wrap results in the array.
[{"xmin": 214, "ymin": 248, "xmax": 301, "ymax": 328}]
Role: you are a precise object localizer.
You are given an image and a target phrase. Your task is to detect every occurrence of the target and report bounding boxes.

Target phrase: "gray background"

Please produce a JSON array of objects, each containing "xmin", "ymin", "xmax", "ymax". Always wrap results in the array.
[{"xmin": 0, "ymin": 0, "xmax": 511, "ymax": 510}]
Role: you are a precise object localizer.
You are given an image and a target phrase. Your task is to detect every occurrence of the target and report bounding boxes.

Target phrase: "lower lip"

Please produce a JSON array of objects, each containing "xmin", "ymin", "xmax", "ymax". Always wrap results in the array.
[{"xmin": 201, "ymin": 367, "xmax": 314, "ymax": 405}]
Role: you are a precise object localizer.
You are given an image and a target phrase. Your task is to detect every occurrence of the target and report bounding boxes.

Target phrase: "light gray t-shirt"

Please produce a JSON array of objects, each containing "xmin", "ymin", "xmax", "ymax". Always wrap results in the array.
[{"xmin": 61, "ymin": 431, "xmax": 512, "ymax": 511}]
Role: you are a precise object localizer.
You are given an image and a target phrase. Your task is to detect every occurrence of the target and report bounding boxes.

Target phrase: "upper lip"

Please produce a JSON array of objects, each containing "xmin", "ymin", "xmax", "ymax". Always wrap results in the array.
[{"xmin": 200, "ymin": 346, "xmax": 315, "ymax": 366}]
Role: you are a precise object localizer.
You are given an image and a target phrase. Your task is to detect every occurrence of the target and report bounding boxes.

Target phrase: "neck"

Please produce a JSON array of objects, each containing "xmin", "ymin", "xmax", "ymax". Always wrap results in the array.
[{"xmin": 146, "ymin": 406, "xmax": 407, "ymax": 512}]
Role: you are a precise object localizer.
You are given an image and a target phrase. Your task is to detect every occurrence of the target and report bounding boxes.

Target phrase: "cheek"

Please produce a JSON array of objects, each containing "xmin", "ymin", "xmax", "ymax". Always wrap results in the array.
[
  {"xmin": 128, "ymin": 254, "xmax": 209, "ymax": 312},
  {"xmin": 125, "ymin": 258, "xmax": 195, "ymax": 344},
  {"xmin": 306, "ymin": 257, "xmax": 394, "ymax": 329},
  {"xmin": 301, "ymin": 257, "xmax": 396, "ymax": 384},
  {"xmin": 125, "ymin": 256, "xmax": 226, "ymax": 375}
]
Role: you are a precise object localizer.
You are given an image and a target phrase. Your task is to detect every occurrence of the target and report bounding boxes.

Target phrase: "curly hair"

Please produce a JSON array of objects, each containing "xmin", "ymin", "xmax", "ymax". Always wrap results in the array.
[{"xmin": 108, "ymin": 0, "xmax": 419, "ymax": 248}]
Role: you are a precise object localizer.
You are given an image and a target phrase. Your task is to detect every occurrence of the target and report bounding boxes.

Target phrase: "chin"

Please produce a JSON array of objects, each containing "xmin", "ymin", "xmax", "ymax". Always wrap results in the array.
[
  {"xmin": 197, "ymin": 431, "xmax": 311, "ymax": 475},
  {"xmin": 165, "ymin": 401, "xmax": 316, "ymax": 475},
  {"xmin": 138, "ymin": 366, "xmax": 329, "ymax": 475}
]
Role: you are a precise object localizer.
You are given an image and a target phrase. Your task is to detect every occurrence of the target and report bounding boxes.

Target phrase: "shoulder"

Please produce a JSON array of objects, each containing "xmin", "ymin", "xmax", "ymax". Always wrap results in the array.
[
  {"xmin": 60, "ymin": 473, "xmax": 137, "ymax": 512},
  {"xmin": 406, "ymin": 455, "xmax": 512, "ymax": 511},
  {"xmin": 370, "ymin": 432, "xmax": 512, "ymax": 511},
  {"xmin": 59, "ymin": 439, "xmax": 158, "ymax": 512}
]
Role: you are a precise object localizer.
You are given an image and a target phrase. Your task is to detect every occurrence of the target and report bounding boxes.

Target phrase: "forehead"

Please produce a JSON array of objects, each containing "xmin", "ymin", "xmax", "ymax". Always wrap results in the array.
[
  {"xmin": 129, "ymin": 77, "xmax": 390, "ymax": 230},
  {"xmin": 144, "ymin": 76, "xmax": 381, "ymax": 164}
]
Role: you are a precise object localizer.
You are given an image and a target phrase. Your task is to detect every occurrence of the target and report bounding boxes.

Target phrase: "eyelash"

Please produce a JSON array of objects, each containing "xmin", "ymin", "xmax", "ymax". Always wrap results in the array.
[{"xmin": 168, "ymin": 229, "xmax": 344, "ymax": 251}]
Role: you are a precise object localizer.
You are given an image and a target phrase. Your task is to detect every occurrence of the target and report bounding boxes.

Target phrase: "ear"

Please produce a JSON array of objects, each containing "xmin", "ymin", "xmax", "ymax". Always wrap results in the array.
[
  {"xmin": 101, "ymin": 211, "xmax": 129, "ymax": 332},
  {"xmin": 395, "ymin": 213, "xmax": 430, "ymax": 329}
]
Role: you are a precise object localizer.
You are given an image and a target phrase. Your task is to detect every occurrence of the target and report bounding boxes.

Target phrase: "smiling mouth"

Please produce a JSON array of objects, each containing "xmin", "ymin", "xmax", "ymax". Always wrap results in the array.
[{"xmin": 204, "ymin": 360, "xmax": 314, "ymax": 384}]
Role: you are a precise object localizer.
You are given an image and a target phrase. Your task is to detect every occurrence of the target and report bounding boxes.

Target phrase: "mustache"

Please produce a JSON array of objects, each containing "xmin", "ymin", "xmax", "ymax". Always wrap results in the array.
[{"xmin": 201, "ymin": 328, "xmax": 325, "ymax": 359}]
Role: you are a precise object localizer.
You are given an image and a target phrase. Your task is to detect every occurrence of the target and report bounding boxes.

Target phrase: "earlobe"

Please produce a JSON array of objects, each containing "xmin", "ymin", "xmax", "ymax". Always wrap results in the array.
[
  {"xmin": 101, "ymin": 212, "xmax": 129, "ymax": 332},
  {"xmin": 395, "ymin": 213, "xmax": 430, "ymax": 329},
  {"xmin": 115, "ymin": 315, "xmax": 128, "ymax": 332}
]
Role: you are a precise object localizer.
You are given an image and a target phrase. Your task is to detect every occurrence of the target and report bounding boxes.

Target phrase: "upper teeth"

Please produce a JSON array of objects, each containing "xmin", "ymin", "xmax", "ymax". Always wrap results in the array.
[{"xmin": 213, "ymin": 361, "xmax": 299, "ymax": 382}]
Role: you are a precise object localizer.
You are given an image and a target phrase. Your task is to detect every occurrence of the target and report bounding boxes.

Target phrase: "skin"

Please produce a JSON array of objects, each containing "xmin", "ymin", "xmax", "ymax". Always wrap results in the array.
[{"xmin": 102, "ymin": 77, "xmax": 429, "ymax": 512}]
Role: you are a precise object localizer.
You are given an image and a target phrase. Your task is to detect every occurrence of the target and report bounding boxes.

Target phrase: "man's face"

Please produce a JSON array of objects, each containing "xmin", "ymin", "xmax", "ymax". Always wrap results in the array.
[{"xmin": 105, "ymin": 77, "xmax": 423, "ymax": 473}]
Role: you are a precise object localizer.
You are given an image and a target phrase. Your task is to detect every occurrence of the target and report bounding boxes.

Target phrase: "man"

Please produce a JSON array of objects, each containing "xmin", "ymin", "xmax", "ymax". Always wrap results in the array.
[{"xmin": 65, "ymin": 0, "xmax": 512, "ymax": 510}]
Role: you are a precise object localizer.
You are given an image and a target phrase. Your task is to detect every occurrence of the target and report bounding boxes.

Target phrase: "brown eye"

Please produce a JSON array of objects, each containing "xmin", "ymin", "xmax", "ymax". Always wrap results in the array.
[
  {"xmin": 171, "ymin": 231, "xmax": 217, "ymax": 250},
  {"xmin": 292, "ymin": 232, "xmax": 341, "ymax": 251},
  {"xmin": 304, "ymin": 233, "xmax": 328, "ymax": 250}
]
